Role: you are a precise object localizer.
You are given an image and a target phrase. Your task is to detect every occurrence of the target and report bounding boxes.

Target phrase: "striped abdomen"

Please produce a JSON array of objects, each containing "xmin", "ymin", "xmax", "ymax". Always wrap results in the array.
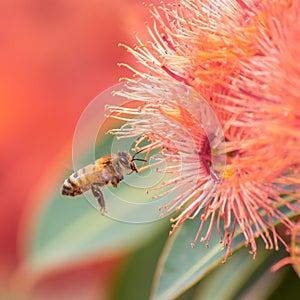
[
  {"xmin": 61, "ymin": 164, "xmax": 101, "ymax": 197},
  {"xmin": 61, "ymin": 171, "xmax": 84, "ymax": 197}
]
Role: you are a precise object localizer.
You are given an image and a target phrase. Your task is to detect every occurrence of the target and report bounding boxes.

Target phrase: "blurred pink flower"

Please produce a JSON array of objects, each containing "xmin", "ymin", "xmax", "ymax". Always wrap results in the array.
[{"xmin": 0, "ymin": 0, "xmax": 158, "ymax": 298}]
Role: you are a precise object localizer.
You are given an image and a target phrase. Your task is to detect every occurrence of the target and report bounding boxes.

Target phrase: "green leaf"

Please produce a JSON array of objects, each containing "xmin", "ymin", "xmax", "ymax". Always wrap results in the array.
[
  {"xmin": 151, "ymin": 207, "xmax": 295, "ymax": 300},
  {"xmin": 25, "ymin": 188, "xmax": 169, "ymax": 273},
  {"xmin": 150, "ymin": 217, "xmax": 242, "ymax": 300},
  {"xmin": 190, "ymin": 242, "xmax": 288, "ymax": 300},
  {"xmin": 268, "ymin": 266, "xmax": 300, "ymax": 299},
  {"xmin": 110, "ymin": 229, "xmax": 170, "ymax": 300}
]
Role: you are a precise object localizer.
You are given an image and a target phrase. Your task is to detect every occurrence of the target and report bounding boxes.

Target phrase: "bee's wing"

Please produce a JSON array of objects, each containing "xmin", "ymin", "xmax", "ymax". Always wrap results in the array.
[{"xmin": 74, "ymin": 163, "xmax": 100, "ymax": 180}]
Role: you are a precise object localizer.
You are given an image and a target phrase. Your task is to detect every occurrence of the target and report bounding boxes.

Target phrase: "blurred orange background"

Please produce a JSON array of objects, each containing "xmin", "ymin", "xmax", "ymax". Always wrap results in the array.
[{"xmin": 0, "ymin": 0, "xmax": 153, "ymax": 298}]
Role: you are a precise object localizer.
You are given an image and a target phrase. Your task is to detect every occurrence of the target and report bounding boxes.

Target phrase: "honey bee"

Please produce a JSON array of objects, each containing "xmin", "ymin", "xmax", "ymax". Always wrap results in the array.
[{"xmin": 61, "ymin": 150, "xmax": 146, "ymax": 214}]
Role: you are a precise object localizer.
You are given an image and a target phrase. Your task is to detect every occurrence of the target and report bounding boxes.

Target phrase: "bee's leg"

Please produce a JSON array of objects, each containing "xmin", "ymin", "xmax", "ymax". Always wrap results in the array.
[
  {"xmin": 111, "ymin": 163, "xmax": 124, "ymax": 187},
  {"xmin": 111, "ymin": 175, "xmax": 123, "ymax": 188},
  {"xmin": 91, "ymin": 183, "xmax": 106, "ymax": 214}
]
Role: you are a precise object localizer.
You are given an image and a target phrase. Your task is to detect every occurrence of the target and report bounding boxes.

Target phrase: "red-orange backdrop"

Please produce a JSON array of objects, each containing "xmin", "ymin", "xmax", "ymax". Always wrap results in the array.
[{"xmin": 0, "ymin": 1, "xmax": 154, "ymax": 298}]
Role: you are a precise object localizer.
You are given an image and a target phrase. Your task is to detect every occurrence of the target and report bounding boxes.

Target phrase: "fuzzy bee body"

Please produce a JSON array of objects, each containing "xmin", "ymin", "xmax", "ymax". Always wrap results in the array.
[{"xmin": 61, "ymin": 151, "xmax": 142, "ymax": 213}]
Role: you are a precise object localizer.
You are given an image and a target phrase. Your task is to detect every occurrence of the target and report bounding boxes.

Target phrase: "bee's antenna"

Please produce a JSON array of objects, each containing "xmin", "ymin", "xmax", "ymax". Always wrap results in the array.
[
  {"xmin": 133, "ymin": 158, "xmax": 147, "ymax": 162},
  {"xmin": 132, "ymin": 149, "xmax": 147, "ymax": 162},
  {"xmin": 132, "ymin": 149, "xmax": 144, "ymax": 159}
]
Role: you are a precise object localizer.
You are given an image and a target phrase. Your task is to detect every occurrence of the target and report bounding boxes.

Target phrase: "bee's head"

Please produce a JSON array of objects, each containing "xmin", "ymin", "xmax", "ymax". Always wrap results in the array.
[{"xmin": 118, "ymin": 150, "xmax": 146, "ymax": 173}]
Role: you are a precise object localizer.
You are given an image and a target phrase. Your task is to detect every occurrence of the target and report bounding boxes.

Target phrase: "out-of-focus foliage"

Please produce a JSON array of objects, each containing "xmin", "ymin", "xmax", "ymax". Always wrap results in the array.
[{"xmin": 0, "ymin": 0, "xmax": 157, "ymax": 298}]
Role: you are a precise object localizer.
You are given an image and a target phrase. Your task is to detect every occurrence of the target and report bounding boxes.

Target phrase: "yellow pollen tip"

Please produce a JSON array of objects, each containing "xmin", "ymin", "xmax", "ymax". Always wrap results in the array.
[{"xmin": 222, "ymin": 167, "xmax": 234, "ymax": 179}]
